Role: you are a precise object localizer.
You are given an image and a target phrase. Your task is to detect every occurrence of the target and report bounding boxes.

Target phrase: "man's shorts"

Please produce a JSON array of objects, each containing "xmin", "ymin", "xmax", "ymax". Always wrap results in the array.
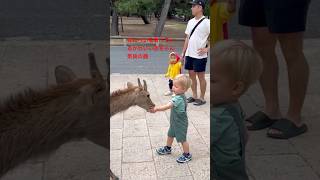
[
  {"xmin": 239, "ymin": 0, "xmax": 311, "ymax": 33},
  {"xmin": 184, "ymin": 56, "xmax": 207, "ymax": 72}
]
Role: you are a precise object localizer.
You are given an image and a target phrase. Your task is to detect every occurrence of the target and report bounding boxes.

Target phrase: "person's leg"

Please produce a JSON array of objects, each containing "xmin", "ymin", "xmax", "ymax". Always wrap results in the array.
[
  {"xmin": 185, "ymin": 56, "xmax": 198, "ymax": 100},
  {"xmin": 193, "ymin": 58, "xmax": 207, "ymax": 105},
  {"xmin": 156, "ymin": 136, "xmax": 174, "ymax": 155},
  {"xmin": 165, "ymin": 79, "xmax": 173, "ymax": 95},
  {"xmin": 176, "ymin": 141, "xmax": 191, "ymax": 163},
  {"xmin": 169, "ymin": 79, "xmax": 173, "ymax": 91},
  {"xmin": 251, "ymin": 27, "xmax": 281, "ymax": 119},
  {"xmin": 197, "ymin": 71, "xmax": 206, "ymax": 100},
  {"xmin": 189, "ymin": 70, "xmax": 198, "ymax": 99},
  {"xmin": 181, "ymin": 141, "xmax": 190, "ymax": 154},
  {"xmin": 166, "ymin": 136, "xmax": 174, "ymax": 147},
  {"xmin": 268, "ymin": 32, "xmax": 309, "ymax": 135}
]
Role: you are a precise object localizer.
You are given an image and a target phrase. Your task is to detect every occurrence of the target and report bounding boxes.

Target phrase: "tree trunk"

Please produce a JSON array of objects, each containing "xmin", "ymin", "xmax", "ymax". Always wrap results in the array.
[
  {"xmin": 140, "ymin": 15, "xmax": 150, "ymax": 24},
  {"xmin": 111, "ymin": 6, "xmax": 119, "ymax": 36},
  {"xmin": 120, "ymin": 16, "xmax": 124, "ymax": 32},
  {"xmin": 154, "ymin": 0, "xmax": 171, "ymax": 37}
]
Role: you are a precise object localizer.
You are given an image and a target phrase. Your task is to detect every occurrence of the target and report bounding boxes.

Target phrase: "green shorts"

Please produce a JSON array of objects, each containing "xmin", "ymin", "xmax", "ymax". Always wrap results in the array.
[{"xmin": 167, "ymin": 121, "xmax": 188, "ymax": 143}]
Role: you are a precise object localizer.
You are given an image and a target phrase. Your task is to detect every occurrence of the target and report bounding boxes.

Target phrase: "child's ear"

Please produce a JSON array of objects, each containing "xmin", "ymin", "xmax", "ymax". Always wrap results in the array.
[{"xmin": 232, "ymin": 81, "xmax": 245, "ymax": 96}]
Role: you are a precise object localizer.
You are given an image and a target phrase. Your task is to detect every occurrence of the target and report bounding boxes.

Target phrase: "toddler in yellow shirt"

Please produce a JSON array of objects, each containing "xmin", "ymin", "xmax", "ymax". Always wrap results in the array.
[
  {"xmin": 210, "ymin": 0, "xmax": 236, "ymax": 45},
  {"xmin": 164, "ymin": 52, "xmax": 182, "ymax": 96}
]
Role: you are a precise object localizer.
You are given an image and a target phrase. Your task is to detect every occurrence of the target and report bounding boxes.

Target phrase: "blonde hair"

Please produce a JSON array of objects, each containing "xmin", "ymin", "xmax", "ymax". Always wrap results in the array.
[
  {"xmin": 212, "ymin": 40, "xmax": 263, "ymax": 92},
  {"xmin": 174, "ymin": 74, "xmax": 192, "ymax": 91}
]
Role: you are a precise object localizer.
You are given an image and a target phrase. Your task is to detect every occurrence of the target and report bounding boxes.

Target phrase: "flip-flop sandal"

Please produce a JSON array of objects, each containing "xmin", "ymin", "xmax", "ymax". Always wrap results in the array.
[
  {"xmin": 267, "ymin": 119, "xmax": 308, "ymax": 139},
  {"xmin": 187, "ymin": 97, "xmax": 196, "ymax": 103},
  {"xmin": 193, "ymin": 99, "xmax": 206, "ymax": 106},
  {"xmin": 246, "ymin": 111, "xmax": 278, "ymax": 131}
]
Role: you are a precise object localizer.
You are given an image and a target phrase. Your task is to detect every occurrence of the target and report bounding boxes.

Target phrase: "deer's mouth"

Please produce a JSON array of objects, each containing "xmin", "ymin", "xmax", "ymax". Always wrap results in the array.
[{"xmin": 146, "ymin": 104, "xmax": 155, "ymax": 112}]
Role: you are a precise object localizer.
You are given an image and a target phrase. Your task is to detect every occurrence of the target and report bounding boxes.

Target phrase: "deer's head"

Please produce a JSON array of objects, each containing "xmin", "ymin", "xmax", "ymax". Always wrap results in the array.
[
  {"xmin": 54, "ymin": 52, "xmax": 108, "ymax": 137},
  {"xmin": 127, "ymin": 79, "xmax": 155, "ymax": 112}
]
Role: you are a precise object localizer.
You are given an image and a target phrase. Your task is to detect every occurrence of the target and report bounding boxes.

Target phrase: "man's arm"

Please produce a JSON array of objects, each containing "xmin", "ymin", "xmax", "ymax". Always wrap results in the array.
[{"xmin": 181, "ymin": 34, "xmax": 189, "ymax": 64}]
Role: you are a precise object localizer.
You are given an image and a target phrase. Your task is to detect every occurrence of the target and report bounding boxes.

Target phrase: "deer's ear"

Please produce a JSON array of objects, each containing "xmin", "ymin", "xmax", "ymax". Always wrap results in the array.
[
  {"xmin": 55, "ymin": 65, "xmax": 77, "ymax": 85},
  {"xmin": 143, "ymin": 80, "xmax": 147, "ymax": 91},
  {"xmin": 127, "ymin": 82, "xmax": 134, "ymax": 88},
  {"xmin": 137, "ymin": 78, "xmax": 142, "ymax": 88}
]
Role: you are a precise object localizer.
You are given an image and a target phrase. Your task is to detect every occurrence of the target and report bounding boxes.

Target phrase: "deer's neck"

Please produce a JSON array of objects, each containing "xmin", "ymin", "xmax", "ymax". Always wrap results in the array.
[{"xmin": 110, "ymin": 91, "xmax": 136, "ymax": 116}]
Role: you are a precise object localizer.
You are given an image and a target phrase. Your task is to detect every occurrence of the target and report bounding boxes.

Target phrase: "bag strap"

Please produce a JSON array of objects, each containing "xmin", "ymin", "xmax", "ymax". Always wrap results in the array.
[{"xmin": 189, "ymin": 17, "xmax": 205, "ymax": 39}]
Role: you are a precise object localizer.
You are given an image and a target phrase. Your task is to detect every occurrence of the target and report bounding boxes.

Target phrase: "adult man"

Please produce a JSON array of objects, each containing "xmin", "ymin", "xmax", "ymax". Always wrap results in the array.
[
  {"xmin": 181, "ymin": 0, "xmax": 210, "ymax": 106},
  {"xmin": 239, "ymin": 0, "xmax": 311, "ymax": 138}
]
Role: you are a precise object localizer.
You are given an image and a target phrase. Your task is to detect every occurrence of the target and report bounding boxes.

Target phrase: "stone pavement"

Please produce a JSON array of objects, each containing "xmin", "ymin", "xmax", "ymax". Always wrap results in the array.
[
  {"xmin": 0, "ymin": 41, "xmax": 108, "ymax": 180},
  {"xmin": 110, "ymin": 74, "xmax": 210, "ymax": 180},
  {"xmin": 241, "ymin": 39, "xmax": 320, "ymax": 180}
]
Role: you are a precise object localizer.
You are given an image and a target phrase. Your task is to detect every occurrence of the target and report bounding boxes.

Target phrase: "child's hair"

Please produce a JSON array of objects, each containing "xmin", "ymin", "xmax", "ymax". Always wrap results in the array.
[
  {"xmin": 174, "ymin": 74, "xmax": 192, "ymax": 91},
  {"xmin": 212, "ymin": 39, "xmax": 263, "ymax": 93}
]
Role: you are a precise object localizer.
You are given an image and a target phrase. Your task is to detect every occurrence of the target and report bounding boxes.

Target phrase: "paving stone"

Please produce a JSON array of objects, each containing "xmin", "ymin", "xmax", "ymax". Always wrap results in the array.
[
  {"xmin": 188, "ymin": 110, "xmax": 210, "ymax": 126},
  {"xmin": 148, "ymin": 126, "xmax": 171, "ymax": 137},
  {"xmin": 188, "ymin": 157, "xmax": 210, "ymax": 180},
  {"xmin": 247, "ymin": 154, "xmax": 319, "ymax": 180},
  {"xmin": 155, "ymin": 161, "xmax": 191, "ymax": 179},
  {"xmin": 122, "ymin": 162, "xmax": 157, "ymax": 180},
  {"xmin": 44, "ymin": 140, "xmax": 107, "ymax": 180},
  {"xmin": 110, "ymin": 113, "xmax": 123, "ymax": 129},
  {"xmin": 110, "ymin": 150, "xmax": 122, "ymax": 179},
  {"xmin": 246, "ymin": 130, "xmax": 298, "ymax": 156},
  {"xmin": 122, "ymin": 137, "xmax": 153, "ymax": 163},
  {"xmin": 158, "ymin": 176, "xmax": 194, "ymax": 180},
  {"xmin": 123, "ymin": 119, "xmax": 148, "ymax": 137},
  {"xmin": 123, "ymin": 106, "xmax": 146, "ymax": 120},
  {"xmin": 193, "ymin": 124, "xmax": 210, "ymax": 146},
  {"xmin": 110, "ymin": 129, "xmax": 123, "ymax": 150},
  {"xmin": 290, "ymin": 135, "xmax": 320, "ymax": 176},
  {"xmin": 146, "ymin": 112, "xmax": 170, "ymax": 127}
]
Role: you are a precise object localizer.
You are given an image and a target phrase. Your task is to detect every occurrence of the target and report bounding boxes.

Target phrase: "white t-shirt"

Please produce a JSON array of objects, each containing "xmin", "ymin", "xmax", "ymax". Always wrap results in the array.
[{"xmin": 185, "ymin": 16, "xmax": 210, "ymax": 59}]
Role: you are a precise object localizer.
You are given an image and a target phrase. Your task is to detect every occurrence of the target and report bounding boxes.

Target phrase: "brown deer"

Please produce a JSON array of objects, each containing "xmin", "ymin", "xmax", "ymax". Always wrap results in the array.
[
  {"xmin": 111, "ymin": 78, "xmax": 155, "ymax": 116},
  {"xmin": 0, "ymin": 53, "xmax": 119, "ymax": 179}
]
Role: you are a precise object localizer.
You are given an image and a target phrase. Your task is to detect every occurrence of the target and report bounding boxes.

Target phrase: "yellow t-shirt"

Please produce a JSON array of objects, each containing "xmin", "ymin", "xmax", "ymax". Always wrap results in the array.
[
  {"xmin": 210, "ymin": 2, "xmax": 233, "ymax": 46},
  {"xmin": 165, "ymin": 62, "xmax": 182, "ymax": 80}
]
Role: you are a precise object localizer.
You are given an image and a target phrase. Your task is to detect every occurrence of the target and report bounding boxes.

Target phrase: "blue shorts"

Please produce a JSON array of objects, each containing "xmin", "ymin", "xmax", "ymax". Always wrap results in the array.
[{"xmin": 184, "ymin": 56, "xmax": 207, "ymax": 72}]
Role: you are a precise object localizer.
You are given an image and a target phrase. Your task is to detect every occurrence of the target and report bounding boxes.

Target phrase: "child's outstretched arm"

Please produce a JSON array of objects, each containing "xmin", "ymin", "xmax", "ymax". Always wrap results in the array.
[{"xmin": 150, "ymin": 102, "xmax": 173, "ymax": 113}]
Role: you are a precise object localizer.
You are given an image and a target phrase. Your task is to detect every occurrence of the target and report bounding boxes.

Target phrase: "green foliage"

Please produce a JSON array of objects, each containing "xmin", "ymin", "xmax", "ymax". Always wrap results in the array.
[
  {"xmin": 174, "ymin": 0, "xmax": 210, "ymax": 20},
  {"xmin": 114, "ymin": 0, "xmax": 210, "ymax": 19},
  {"xmin": 116, "ymin": 0, "xmax": 157, "ymax": 16}
]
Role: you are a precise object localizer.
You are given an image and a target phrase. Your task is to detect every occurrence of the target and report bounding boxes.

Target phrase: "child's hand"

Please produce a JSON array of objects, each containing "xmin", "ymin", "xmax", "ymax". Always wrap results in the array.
[{"xmin": 149, "ymin": 107, "xmax": 157, "ymax": 113}]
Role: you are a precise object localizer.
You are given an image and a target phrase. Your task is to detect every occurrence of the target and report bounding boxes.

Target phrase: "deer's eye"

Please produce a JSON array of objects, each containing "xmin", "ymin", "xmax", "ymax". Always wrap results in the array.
[{"xmin": 147, "ymin": 94, "xmax": 150, "ymax": 98}]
